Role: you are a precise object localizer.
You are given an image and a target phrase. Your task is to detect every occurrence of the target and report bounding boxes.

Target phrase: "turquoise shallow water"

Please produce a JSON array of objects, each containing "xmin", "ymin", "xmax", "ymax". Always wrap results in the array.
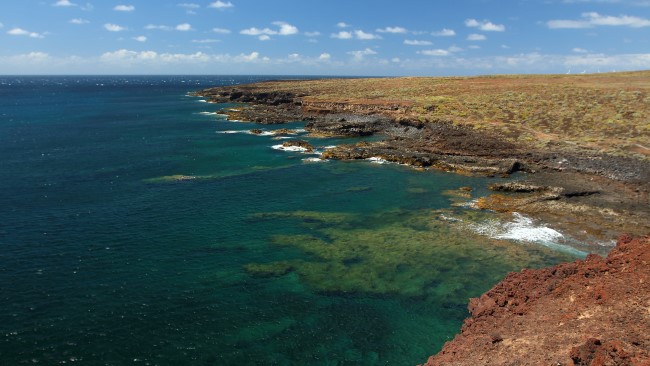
[{"xmin": 0, "ymin": 76, "xmax": 580, "ymax": 365}]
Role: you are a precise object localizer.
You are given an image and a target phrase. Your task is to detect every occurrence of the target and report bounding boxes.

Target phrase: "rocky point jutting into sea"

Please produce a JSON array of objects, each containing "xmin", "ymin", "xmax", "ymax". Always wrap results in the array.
[{"xmin": 194, "ymin": 72, "xmax": 650, "ymax": 365}]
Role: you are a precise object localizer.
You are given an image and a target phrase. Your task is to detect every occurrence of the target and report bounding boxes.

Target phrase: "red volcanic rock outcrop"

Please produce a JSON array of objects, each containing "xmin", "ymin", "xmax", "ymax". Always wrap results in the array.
[{"xmin": 423, "ymin": 235, "xmax": 650, "ymax": 366}]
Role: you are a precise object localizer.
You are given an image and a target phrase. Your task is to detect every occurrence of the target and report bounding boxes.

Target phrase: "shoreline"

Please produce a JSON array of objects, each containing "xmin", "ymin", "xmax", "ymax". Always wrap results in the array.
[
  {"xmin": 192, "ymin": 73, "xmax": 649, "ymax": 364},
  {"xmin": 193, "ymin": 74, "xmax": 649, "ymax": 247}
]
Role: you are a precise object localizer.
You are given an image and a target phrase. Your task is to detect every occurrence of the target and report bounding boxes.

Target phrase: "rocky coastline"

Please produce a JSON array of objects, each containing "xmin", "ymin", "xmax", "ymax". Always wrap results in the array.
[
  {"xmin": 194, "ymin": 76, "xmax": 649, "ymax": 365},
  {"xmin": 423, "ymin": 234, "xmax": 650, "ymax": 366},
  {"xmin": 194, "ymin": 81, "xmax": 649, "ymax": 242}
]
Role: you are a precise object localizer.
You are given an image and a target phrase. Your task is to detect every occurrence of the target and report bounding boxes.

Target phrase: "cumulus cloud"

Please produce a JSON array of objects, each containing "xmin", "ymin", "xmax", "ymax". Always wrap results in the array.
[
  {"xmin": 7, "ymin": 28, "xmax": 45, "ymax": 38},
  {"xmin": 305, "ymin": 31, "xmax": 321, "ymax": 37},
  {"xmin": 133, "ymin": 36, "xmax": 147, "ymax": 42},
  {"xmin": 337, "ymin": 22, "xmax": 350, "ymax": 28},
  {"xmin": 240, "ymin": 22, "xmax": 298, "ymax": 40},
  {"xmin": 547, "ymin": 12, "xmax": 650, "ymax": 28},
  {"xmin": 209, "ymin": 1, "xmax": 233, "ymax": 9},
  {"xmin": 114, "ymin": 4, "xmax": 135, "ymax": 12},
  {"xmin": 331, "ymin": 30, "xmax": 381, "ymax": 40},
  {"xmin": 69, "ymin": 18, "xmax": 89, "ymax": 24},
  {"xmin": 104, "ymin": 23, "xmax": 126, "ymax": 32},
  {"xmin": 573, "ymin": 47, "xmax": 588, "ymax": 53},
  {"xmin": 376, "ymin": 26, "xmax": 407, "ymax": 34},
  {"xmin": 354, "ymin": 30, "xmax": 381, "ymax": 40},
  {"xmin": 331, "ymin": 31, "xmax": 353, "ymax": 39},
  {"xmin": 212, "ymin": 27, "xmax": 231, "ymax": 34},
  {"xmin": 467, "ymin": 33, "xmax": 487, "ymax": 41},
  {"xmin": 465, "ymin": 19, "xmax": 506, "ymax": 31},
  {"xmin": 432, "ymin": 28, "xmax": 456, "ymax": 36},
  {"xmin": 176, "ymin": 23, "xmax": 192, "ymax": 31},
  {"xmin": 347, "ymin": 48, "xmax": 377, "ymax": 61},
  {"xmin": 53, "ymin": 0, "xmax": 76, "ymax": 7},
  {"xmin": 319, "ymin": 53, "xmax": 331, "ymax": 60},
  {"xmin": 274, "ymin": 21, "xmax": 299, "ymax": 35},
  {"xmin": 404, "ymin": 39, "xmax": 433, "ymax": 46},
  {"xmin": 418, "ymin": 49, "xmax": 450, "ymax": 56}
]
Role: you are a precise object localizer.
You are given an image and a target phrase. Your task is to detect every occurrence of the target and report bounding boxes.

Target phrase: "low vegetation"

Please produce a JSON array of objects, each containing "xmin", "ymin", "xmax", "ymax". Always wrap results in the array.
[{"xmin": 249, "ymin": 71, "xmax": 650, "ymax": 158}]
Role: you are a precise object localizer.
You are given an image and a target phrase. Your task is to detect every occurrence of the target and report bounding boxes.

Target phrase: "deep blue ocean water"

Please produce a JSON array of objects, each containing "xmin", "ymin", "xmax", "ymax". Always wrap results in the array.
[{"xmin": 0, "ymin": 76, "xmax": 580, "ymax": 365}]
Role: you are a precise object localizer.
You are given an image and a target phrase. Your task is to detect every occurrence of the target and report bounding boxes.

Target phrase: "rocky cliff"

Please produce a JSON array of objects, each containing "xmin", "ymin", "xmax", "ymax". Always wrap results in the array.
[{"xmin": 423, "ymin": 235, "xmax": 650, "ymax": 366}]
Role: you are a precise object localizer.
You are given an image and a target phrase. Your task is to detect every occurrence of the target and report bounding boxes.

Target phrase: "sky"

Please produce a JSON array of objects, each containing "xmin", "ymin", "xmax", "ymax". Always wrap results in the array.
[{"xmin": 0, "ymin": 0, "xmax": 649, "ymax": 75}]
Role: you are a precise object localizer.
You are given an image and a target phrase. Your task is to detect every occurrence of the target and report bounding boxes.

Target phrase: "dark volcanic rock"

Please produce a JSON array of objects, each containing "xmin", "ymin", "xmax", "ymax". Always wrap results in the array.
[
  {"xmin": 305, "ymin": 114, "xmax": 392, "ymax": 137},
  {"xmin": 281, "ymin": 140, "xmax": 314, "ymax": 152}
]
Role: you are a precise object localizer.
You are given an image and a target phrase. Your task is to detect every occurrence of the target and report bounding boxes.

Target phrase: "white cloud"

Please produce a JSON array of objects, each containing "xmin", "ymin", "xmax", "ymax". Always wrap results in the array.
[
  {"xmin": 241, "ymin": 27, "xmax": 275, "ymax": 36},
  {"xmin": 319, "ymin": 53, "xmax": 331, "ymax": 60},
  {"xmin": 240, "ymin": 22, "xmax": 298, "ymax": 39},
  {"xmin": 404, "ymin": 39, "xmax": 433, "ymax": 46},
  {"xmin": 104, "ymin": 23, "xmax": 126, "ymax": 32},
  {"xmin": 7, "ymin": 28, "xmax": 45, "ymax": 38},
  {"xmin": 573, "ymin": 47, "xmax": 588, "ymax": 53},
  {"xmin": 192, "ymin": 39, "xmax": 220, "ymax": 43},
  {"xmin": 418, "ymin": 49, "xmax": 450, "ymax": 56},
  {"xmin": 273, "ymin": 21, "xmax": 299, "ymax": 35},
  {"xmin": 354, "ymin": 30, "xmax": 381, "ymax": 40},
  {"xmin": 376, "ymin": 26, "xmax": 407, "ymax": 34},
  {"xmin": 53, "ymin": 0, "xmax": 77, "ymax": 7},
  {"xmin": 114, "ymin": 4, "xmax": 135, "ymax": 12},
  {"xmin": 305, "ymin": 31, "xmax": 321, "ymax": 37},
  {"xmin": 80, "ymin": 3, "xmax": 93, "ymax": 11},
  {"xmin": 448, "ymin": 46, "xmax": 463, "ymax": 52},
  {"xmin": 337, "ymin": 22, "xmax": 350, "ymax": 28},
  {"xmin": 133, "ymin": 36, "xmax": 147, "ymax": 42},
  {"xmin": 468, "ymin": 45, "xmax": 481, "ymax": 49},
  {"xmin": 69, "ymin": 18, "xmax": 89, "ymax": 24},
  {"xmin": 146, "ymin": 24, "xmax": 172, "ymax": 31},
  {"xmin": 212, "ymin": 27, "xmax": 231, "ymax": 34},
  {"xmin": 240, "ymin": 51, "xmax": 259, "ymax": 61},
  {"xmin": 331, "ymin": 31, "xmax": 353, "ymax": 39},
  {"xmin": 178, "ymin": 3, "xmax": 200, "ymax": 8},
  {"xmin": 176, "ymin": 23, "xmax": 192, "ymax": 31},
  {"xmin": 208, "ymin": 1, "xmax": 233, "ymax": 9},
  {"xmin": 467, "ymin": 33, "xmax": 487, "ymax": 41},
  {"xmin": 465, "ymin": 19, "xmax": 506, "ymax": 31},
  {"xmin": 548, "ymin": 12, "xmax": 650, "ymax": 28},
  {"xmin": 0, "ymin": 23, "xmax": 3, "ymax": 29},
  {"xmin": 432, "ymin": 28, "xmax": 456, "ymax": 36},
  {"xmin": 347, "ymin": 48, "xmax": 377, "ymax": 61},
  {"xmin": 392, "ymin": 57, "xmax": 401, "ymax": 63}
]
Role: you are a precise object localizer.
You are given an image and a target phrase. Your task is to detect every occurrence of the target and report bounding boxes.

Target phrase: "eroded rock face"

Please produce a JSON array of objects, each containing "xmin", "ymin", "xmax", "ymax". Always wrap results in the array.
[{"xmin": 422, "ymin": 235, "xmax": 650, "ymax": 366}]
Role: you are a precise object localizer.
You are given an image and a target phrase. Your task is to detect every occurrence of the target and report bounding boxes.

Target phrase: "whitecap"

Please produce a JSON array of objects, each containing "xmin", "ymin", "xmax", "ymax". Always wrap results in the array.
[
  {"xmin": 197, "ymin": 99, "xmax": 207, "ymax": 103},
  {"xmin": 198, "ymin": 112, "xmax": 218, "ymax": 115},
  {"xmin": 217, "ymin": 130, "xmax": 251, "ymax": 135},
  {"xmin": 324, "ymin": 145, "xmax": 337, "ymax": 149},
  {"xmin": 469, "ymin": 212, "xmax": 586, "ymax": 256},
  {"xmin": 272, "ymin": 144, "xmax": 309, "ymax": 152},
  {"xmin": 303, "ymin": 157, "xmax": 328, "ymax": 163},
  {"xmin": 366, "ymin": 157, "xmax": 389, "ymax": 164}
]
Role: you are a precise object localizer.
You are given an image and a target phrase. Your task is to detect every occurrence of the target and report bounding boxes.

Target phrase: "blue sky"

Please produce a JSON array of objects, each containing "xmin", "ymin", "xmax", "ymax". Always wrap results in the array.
[{"xmin": 1, "ymin": 0, "xmax": 649, "ymax": 75}]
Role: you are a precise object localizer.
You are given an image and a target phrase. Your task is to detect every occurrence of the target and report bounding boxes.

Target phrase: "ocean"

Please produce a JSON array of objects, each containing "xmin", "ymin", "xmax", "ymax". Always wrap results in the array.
[{"xmin": 0, "ymin": 76, "xmax": 581, "ymax": 365}]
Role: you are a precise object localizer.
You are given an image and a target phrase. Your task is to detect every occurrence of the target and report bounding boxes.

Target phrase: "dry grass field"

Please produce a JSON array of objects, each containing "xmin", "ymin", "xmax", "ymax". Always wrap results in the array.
[{"xmin": 249, "ymin": 71, "xmax": 650, "ymax": 158}]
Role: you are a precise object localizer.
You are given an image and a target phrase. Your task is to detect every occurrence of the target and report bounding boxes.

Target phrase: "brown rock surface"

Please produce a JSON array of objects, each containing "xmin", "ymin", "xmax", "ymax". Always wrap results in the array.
[{"xmin": 422, "ymin": 235, "xmax": 650, "ymax": 366}]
